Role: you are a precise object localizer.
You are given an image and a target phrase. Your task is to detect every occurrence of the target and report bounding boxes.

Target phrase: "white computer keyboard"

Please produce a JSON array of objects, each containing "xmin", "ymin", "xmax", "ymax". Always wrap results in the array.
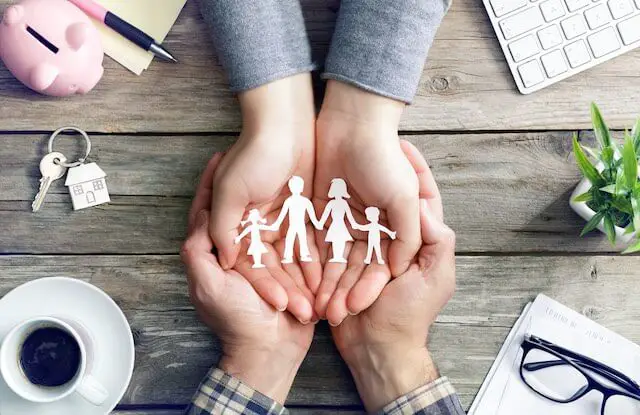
[{"xmin": 482, "ymin": 0, "xmax": 640, "ymax": 93}]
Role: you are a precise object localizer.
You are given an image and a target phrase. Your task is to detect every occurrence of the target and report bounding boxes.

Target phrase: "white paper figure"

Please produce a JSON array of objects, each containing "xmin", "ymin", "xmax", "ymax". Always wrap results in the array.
[
  {"xmin": 361, "ymin": 207, "xmax": 396, "ymax": 265},
  {"xmin": 235, "ymin": 209, "xmax": 269, "ymax": 268},
  {"xmin": 268, "ymin": 176, "xmax": 320, "ymax": 264},
  {"xmin": 316, "ymin": 178, "xmax": 362, "ymax": 263}
]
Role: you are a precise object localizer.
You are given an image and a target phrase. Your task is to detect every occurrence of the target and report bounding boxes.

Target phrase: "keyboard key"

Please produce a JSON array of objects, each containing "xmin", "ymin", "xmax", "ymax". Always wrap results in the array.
[
  {"xmin": 499, "ymin": 7, "xmax": 544, "ymax": 39},
  {"xmin": 561, "ymin": 14, "xmax": 587, "ymax": 39},
  {"xmin": 564, "ymin": 39, "xmax": 592, "ymax": 67},
  {"xmin": 518, "ymin": 60, "xmax": 546, "ymax": 87},
  {"xmin": 540, "ymin": 0, "xmax": 567, "ymax": 20},
  {"xmin": 587, "ymin": 27, "xmax": 621, "ymax": 57},
  {"xmin": 618, "ymin": 15, "xmax": 640, "ymax": 45},
  {"xmin": 538, "ymin": 24, "xmax": 564, "ymax": 48},
  {"xmin": 565, "ymin": 0, "xmax": 590, "ymax": 11},
  {"xmin": 608, "ymin": 0, "xmax": 634, "ymax": 18},
  {"xmin": 509, "ymin": 35, "xmax": 541, "ymax": 61},
  {"xmin": 584, "ymin": 4, "xmax": 612, "ymax": 29},
  {"xmin": 490, "ymin": 0, "xmax": 528, "ymax": 17},
  {"xmin": 541, "ymin": 49, "xmax": 569, "ymax": 76}
]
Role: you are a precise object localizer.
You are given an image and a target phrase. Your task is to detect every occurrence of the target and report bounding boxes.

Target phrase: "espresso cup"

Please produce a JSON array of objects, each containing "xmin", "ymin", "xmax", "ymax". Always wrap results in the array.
[{"xmin": 0, "ymin": 316, "xmax": 108, "ymax": 405}]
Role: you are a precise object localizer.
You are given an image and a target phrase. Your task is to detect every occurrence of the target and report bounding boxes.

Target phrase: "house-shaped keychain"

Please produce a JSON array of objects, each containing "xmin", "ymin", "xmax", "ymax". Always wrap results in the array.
[{"xmin": 65, "ymin": 162, "xmax": 110, "ymax": 210}]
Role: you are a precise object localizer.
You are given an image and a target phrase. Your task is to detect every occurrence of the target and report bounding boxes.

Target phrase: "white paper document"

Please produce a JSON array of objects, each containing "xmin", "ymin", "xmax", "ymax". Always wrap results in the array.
[
  {"xmin": 469, "ymin": 294, "xmax": 640, "ymax": 415},
  {"xmin": 93, "ymin": 0, "xmax": 187, "ymax": 75}
]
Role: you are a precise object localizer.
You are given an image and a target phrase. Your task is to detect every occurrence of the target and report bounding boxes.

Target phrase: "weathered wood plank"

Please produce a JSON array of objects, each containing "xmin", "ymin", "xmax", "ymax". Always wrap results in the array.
[
  {"xmin": 0, "ymin": 132, "xmax": 626, "ymax": 253},
  {"xmin": 2, "ymin": 254, "xmax": 640, "ymax": 409},
  {"xmin": 0, "ymin": 0, "xmax": 639, "ymax": 132}
]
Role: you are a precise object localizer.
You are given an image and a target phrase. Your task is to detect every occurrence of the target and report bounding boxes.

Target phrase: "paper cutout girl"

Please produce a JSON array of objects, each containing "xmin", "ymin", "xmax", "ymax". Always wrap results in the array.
[
  {"xmin": 234, "ymin": 209, "xmax": 269, "ymax": 268},
  {"xmin": 317, "ymin": 178, "xmax": 363, "ymax": 263},
  {"xmin": 360, "ymin": 206, "xmax": 396, "ymax": 265}
]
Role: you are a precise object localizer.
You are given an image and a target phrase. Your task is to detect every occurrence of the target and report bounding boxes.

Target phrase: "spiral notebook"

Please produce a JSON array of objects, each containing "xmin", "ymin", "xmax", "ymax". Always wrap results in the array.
[
  {"xmin": 93, "ymin": 0, "xmax": 187, "ymax": 75},
  {"xmin": 469, "ymin": 294, "xmax": 640, "ymax": 414}
]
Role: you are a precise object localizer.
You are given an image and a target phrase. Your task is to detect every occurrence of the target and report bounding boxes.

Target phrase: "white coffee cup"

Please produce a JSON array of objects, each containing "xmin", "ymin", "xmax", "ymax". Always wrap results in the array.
[{"xmin": 0, "ymin": 316, "xmax": 108, "ymax": 405}]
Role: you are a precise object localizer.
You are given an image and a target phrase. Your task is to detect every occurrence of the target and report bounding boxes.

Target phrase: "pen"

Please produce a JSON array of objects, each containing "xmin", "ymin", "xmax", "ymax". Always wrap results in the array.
[{"xmin": 68, "ymin": 0, "xmax": 177, "ymax": 63}]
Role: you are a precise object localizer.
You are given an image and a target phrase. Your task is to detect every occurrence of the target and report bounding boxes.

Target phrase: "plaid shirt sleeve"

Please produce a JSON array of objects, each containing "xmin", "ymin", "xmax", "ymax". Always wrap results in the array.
[
  {"xmin": 185, "ymin": 367, "xmax": 288, "ymax": 415},
  {"xmin": 378, "ymin": 377, "xmax": 465, "ymax": 415}
]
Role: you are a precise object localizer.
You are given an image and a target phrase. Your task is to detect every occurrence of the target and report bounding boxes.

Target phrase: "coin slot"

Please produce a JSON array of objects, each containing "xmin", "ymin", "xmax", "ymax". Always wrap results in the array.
[{"xmin": 26, "ymin": 26, "xmax": 59, "ymax": 54}]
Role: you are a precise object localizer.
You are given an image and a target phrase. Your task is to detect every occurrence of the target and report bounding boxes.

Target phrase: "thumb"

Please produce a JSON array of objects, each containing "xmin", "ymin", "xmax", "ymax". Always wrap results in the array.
[
  {"xmin": 388, "ymin": 195, "xmax": 421, "ymax": 277},
  {"xmin": 420, "ymin": 199, "xmax": 456, "ymax": 247},
  {"xmin": 209, "ymin": 181, "xmax": 247, "ymax": 270},
  {"xmin": 182, "ymin": 210, "xmax": 223, "ymax": 300}
]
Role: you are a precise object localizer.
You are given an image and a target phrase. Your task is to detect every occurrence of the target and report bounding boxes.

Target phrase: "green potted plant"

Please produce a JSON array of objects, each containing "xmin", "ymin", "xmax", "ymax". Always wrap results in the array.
[{"xmin": 570, "ymin": 103, "xmax": 640, "ymax": 254}]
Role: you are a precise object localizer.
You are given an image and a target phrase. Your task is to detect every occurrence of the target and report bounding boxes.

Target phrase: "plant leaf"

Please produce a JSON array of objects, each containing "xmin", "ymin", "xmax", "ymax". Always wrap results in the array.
[
  {"xmin": 601, "ymin": 146, "xmax": 614, "ymax": 167},
  {"xmin": 573, "ymin": 134, "xmax": 604, "ymax": 186},
  {"xmin": 604, "ymin": 214, "xmax": 616, "ymax": 245},
  {"xmin": 611, "ymin": 196, "xmax": 633, "ymax": 214},
  {"xmin": 624, "ymin": 223, "xmax": 635, "ymax": 235},
  {"xmin": 580, "ymin": 210, "xmax": 606, "ymax": 236},
  {"xmin": 573, "ymin": 191, "xmax": 593, "ymax": 202},
  {"xmin": 623, "ymin": 239, "xmax": 640, "ymax": 254},
  {"xmin": 632, "ymin": 118, "xmax": 640, "ymax": 153},
  {"xmin": 581, "ymin": 145, "xmax": 600, "ymax": 160},
  {"xmin": 632, "ymin": 197, "xmax": 640, "ymax": 233},
  {"xmin": 600, "ymin": 184, "xmax": 616, "ymax": 194},
  {"xmin": 591, "ymin": 102, "xmax": 612, "ymax": 149},
  {"xmin": 622, "ymin": 131, "xmax": 638, "ymax": 189}
]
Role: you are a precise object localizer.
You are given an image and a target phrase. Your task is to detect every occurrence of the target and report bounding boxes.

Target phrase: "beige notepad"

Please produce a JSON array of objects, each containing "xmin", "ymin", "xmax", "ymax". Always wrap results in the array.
[{"xmin": 93, "ymin": 0, "xmax": 187, "ymax": 75}]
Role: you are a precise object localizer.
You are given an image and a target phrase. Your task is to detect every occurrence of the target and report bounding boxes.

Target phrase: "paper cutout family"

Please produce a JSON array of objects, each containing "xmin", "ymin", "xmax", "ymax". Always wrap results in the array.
[{"xmin": 235, "ymin": 177, "xmax": 396, "ymax": 268}]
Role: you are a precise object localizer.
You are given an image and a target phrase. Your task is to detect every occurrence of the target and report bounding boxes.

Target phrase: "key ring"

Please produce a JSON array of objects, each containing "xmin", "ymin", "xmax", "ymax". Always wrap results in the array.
[{"xmin": 48, "ymin": 126, "xmax": 92, "ymax": 168}]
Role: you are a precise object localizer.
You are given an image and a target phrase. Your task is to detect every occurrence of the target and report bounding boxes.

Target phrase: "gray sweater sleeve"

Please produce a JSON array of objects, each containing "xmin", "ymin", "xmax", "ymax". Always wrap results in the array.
[
  {"xmin": 198, "ymin": 0, "xmax": 314, "ymax": 92},
  {"xmin": 323, "ymin": 0, "xmax": 451, "ymax": 104}
]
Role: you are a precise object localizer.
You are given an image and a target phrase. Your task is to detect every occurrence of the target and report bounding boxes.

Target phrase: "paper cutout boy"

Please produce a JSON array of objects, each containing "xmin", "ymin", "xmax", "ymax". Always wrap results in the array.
[
  {"xmin": 361, "ymin": 206, "xmax": 396, "ymax": 265},
  {"xmin": 268, "ymin": 176, "xmax": 320, "ymax": 264},
  {"xmin": 234, "ymin": 209, "xmax": 269, "ymax": 268}
]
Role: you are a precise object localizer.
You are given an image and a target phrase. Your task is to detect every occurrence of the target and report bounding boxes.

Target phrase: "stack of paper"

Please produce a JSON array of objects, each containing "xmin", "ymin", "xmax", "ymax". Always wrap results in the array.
[
  {"xmin": 93, "ymin": 0, "xmax": 187, "ymax": 75},
  {"xmin": 469, "ymin": 294, "xmax": 640, "ymax": 414}
]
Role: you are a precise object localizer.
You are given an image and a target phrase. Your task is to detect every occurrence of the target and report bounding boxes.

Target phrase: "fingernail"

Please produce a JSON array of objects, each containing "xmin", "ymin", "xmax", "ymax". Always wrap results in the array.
[
  {"xmin": 298, "ymin": 318, "xmax": 310, "ymax": 325},
  {"xmin": 196, "ymin": 210, "xmax": 208, "ymax": 228},
  {"xmin": 277, "ymin": 305, "xmax": 287, "ymax": 312},
  {"xmin": 348, "ymin": 310, "xmax": 358, "ymax": 316},
  {"xmin": 311, "ymin": 317, "xmax": 319, "ymax": 324},
  {"xmin": 220, "ymin": 255, "xmax": 230, "ymax": 270}
]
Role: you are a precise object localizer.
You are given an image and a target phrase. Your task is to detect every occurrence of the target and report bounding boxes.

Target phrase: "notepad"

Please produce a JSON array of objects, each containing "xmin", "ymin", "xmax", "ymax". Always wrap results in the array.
[
  {"xmin": 469, "ymin": 294, "xmax": 640, "ymax": 414},
  {"xmin": 93, "ymin": 0, "xmax": 187, "ymax": 75}
]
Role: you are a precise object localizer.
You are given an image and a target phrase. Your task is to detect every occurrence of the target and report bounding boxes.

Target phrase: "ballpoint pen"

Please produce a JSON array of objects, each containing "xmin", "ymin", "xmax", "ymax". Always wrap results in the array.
[{"xmin": 68, "ymin": 0, "xmax": 177, "ymax": 63}]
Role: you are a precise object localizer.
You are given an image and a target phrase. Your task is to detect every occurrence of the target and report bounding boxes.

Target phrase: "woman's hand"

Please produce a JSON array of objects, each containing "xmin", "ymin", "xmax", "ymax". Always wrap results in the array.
[
  {"xmin": 208, "ymin": 74, "xmax": 322, "ymax": 320},
  {"xmin": 330, "ymin": 148, "xmax": 456, "ymax": 411},
  {"xmin": 313, "ymin": 82, "xmax": 423, "ymax": 323},
  {"xmin": 182, "ymin": 155, "xmax": 316, "ymax": 404}
]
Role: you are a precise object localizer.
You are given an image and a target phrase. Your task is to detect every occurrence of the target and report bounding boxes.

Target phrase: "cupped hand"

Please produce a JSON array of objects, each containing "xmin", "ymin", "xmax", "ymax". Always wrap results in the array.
[
  {"xmin": 182, "ymin": 154, "xmax": 315, "ymax": 404},
  {"xmin": 313, "ymin": 81, "xmax": 423, "ymax": 324},
  {"xmin": 208, "ymin": 74, "xmax": 322, "ymax": 322},
  {"xmin": 329, "ymin": 146, "xmax": 455, "ymax": 411}
]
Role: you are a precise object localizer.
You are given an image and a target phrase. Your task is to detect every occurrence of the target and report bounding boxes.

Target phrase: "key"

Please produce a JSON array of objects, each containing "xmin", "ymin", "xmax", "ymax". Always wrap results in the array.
[
  {"xmin": 588, "ymin": 26, "xmax": 621, "ymax": 57},
  {"xmin": 490, "ymin": 0, "xmax": 528, "ymax": 17},
  {"xmin": 584, "ymin": 4, "xmax": 612, "ymax": 28},
  {"xmin": 608, "ymin": 0, "xmax": 634, "ymax": 18},
  {"xmin": 541, "ymin": 49, "xmax": 569, "ymax": 76},
  {"xmin": 565, "ymin": 0, "xmax": 591, "ymax": 11},
  {"xmin": 500, "ymin": 7, "xmax": 544, "ymax": 39},
  {"xmin": 561, "ymin": 14, "xmax": 587, "ymax": 39},
  {"xmin": 32, "ymin": 152, "xmax": 68, "ymax": 212},
  {"xmin": 564, "ymin": 39, "xmax": 592, "ymax": 67},
  {"xmin": 509, "ymin": 35, "xmax": 540, "ymax": 61},
  {"xmin": 540, "ymin": 0, "xmax": 567, "ymax": 21},
  {"xmin": 538, "ymin": 24, "xmax": 564, "ymax": 49},
  {"xmin": 618, "ymin": 15, "xmax": 640, "ymax": 45},
  {"xmin": 518, "ymin": 59, "xmax": 546, "ymax": 87}
]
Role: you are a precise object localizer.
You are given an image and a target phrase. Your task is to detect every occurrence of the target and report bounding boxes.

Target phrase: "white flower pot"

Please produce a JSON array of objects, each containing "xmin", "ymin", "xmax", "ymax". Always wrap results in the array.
[{"xmin": 569, "ymin": 177, "xmax": 635, "ymax": 243}]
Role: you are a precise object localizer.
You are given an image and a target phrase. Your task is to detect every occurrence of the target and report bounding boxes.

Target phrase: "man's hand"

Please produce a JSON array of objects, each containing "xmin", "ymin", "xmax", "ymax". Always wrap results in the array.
[
  {"xmin": 313, "ymin": 81, "xmax": 422, "ymax": 323},
  {"xmin": 182, "ymin": 154, "xmax": 315, "ymax": 404},
  {"xmin": 208, "ymin": 74, "xmax": 322, "ymax": 319},
  {"xmin": 330, "ymin": 143, "xmax": 456, "ymax": 412}
]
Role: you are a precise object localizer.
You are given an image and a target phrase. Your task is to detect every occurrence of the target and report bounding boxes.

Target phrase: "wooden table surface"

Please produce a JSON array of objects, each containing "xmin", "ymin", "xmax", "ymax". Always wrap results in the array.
[{"xmin": 2, "ymin": 0, "xmax": 640, "ymax": 413}]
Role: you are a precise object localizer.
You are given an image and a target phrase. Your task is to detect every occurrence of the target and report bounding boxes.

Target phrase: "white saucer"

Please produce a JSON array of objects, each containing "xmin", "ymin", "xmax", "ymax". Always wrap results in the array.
[{"xmin": 0, "ymin": 277, "xmax": 135, "ymax": 415}]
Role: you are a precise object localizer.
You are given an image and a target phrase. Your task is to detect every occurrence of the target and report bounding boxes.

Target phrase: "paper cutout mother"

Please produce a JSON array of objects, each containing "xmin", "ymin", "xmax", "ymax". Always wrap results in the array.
[{"xmin": 317, "ymin": 178, "xmax": 362, "ymax": 263}]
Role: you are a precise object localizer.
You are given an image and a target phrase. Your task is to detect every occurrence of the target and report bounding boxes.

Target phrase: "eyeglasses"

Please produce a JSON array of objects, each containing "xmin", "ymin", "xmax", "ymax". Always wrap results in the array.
[{"xmin": 520, "ymin": 334, "xmax": 640, "ymax": 415}]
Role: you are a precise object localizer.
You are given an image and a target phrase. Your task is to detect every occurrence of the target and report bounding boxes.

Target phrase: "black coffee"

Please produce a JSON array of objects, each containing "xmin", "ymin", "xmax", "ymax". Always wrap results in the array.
[{"xmin": 19, "ymin": 327, "xmax": 81, "ymax": 387}]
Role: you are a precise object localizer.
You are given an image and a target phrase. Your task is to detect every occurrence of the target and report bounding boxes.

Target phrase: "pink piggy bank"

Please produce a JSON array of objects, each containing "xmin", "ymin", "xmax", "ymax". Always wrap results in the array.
[{"xmin": 0, "ymin": 0, "xmax": 104, "ymax": 96}]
